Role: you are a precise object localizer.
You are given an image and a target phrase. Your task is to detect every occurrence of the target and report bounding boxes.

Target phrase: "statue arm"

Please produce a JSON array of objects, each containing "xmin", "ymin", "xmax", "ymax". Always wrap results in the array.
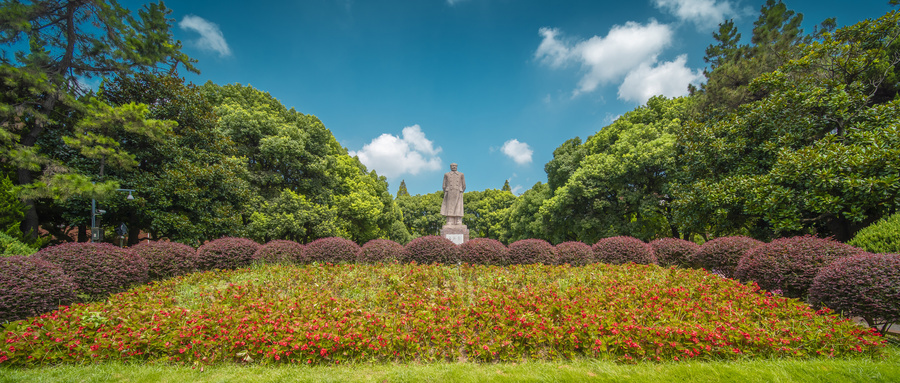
[
  {"xmin": 443, "ymin": 173, "xmax": 449, "ymax": 192},
  {"xmin": 461, "ymin": 173, "xmax": 466, "ymax": 192}
]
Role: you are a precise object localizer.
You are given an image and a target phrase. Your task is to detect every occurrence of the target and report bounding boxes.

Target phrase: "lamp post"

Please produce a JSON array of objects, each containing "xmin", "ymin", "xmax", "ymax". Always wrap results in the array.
[{"xmin": 90, "ymin": 189, "xmax": 135, "ymax": 243}]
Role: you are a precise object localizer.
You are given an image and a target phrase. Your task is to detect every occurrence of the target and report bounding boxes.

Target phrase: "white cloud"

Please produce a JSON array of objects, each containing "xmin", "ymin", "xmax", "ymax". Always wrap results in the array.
[
  {"xmin": 349, "ymin": 125, "xmax": 443, "ymax": 178},
  {"xmin": 618, "ymin": 54, "xmax": 704, "ymax": 104},
  {"xmin": 535, "ymin": 21, "xmax": 674, "ymax": 96},
  {"xmin": 179, "ymin": 15, "xmax": 232, "ymax": 57},
  {"xmin": 501, "ymin": 139, "xmax": 533, "ymax": 165},
  {"xmin": 510, "ymin": 185, "xmax": 524, "ymax": 195},
  {"xmin": 653, "ymin": 0, "xmax": 736, "ymax": 30}
]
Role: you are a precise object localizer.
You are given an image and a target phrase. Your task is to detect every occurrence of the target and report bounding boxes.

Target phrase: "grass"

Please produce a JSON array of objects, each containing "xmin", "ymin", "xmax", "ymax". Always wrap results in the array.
[{"xmin": 1, "ymin": 347, "xmax": 898, "ymax": 382}]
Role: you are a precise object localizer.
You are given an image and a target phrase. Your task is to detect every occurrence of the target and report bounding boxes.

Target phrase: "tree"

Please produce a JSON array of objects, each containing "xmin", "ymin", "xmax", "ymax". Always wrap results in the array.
[
  {"xmin": 500, "ymin": 182, "xmax": 551, "ymax": 244},
  {"xmin": 463, "ymin": 188, "xmax": 515, "ymax": 240},
  {"xmin": 395, "ymin": 192, "xmax": 444, "ymax": 239},
  {"xmin": 544, "ymin": 137, "xmax": 585, "ymax": 194},
  {"xmin": 0, "ymin": 0, "xmax": 196, "ymax": 238},
  {"xmin": 501, "ymin": 180, "xmax": 511, "ymax": 192},
  {"xmin": 397, "ymin": 180, "xmax": 410, "ymax": 197},
  {"xmin": 674, "ymin": 11, "xmax": 900, "ymax": 241},
  {"xmin": 540, "ymin": 96, "xmax": 693, "ymax": 243}
]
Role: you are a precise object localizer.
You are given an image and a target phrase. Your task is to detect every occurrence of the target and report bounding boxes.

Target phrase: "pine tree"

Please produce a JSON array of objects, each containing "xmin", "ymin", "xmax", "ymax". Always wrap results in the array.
[
  {"xmin": 397, "ymin": 180, "xmax": 410, "ymax": 197},
  {"xmin": 502, "ymin": 180, "xmax": 512, "ymax": 192}
]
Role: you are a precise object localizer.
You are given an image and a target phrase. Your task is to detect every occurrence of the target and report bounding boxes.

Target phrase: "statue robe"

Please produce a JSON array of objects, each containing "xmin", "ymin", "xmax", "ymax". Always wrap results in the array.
[{"xmin": 440, "ymin": 171, "xmax": 465, "ymax": 217}]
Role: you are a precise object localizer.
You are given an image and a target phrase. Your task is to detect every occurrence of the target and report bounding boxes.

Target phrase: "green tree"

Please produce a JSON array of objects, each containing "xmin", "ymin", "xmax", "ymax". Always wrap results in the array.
[
  {"xmin": 500, "ymin": 182, "xmax": 551, "ymax": 244},
  {"xmin": 0, "ymin": 175, "xmax": 25, "ymax": 238},
  {"xmin": 463, "ymin": 188, "xmax": 515, "ymax": 240},
  {"xmin": 501, "ymin": 180, "xmax": 511, "ymax": 192},
  {"xmin": 396, "ymin": 192, "xmax": 443, "ymax": 239},
  {"xmin": 0, "ymin": 0, "xmax": 196, "ymax": 238},
  {"xmin": 674, "ymin": 11, "xmax": 900, "ymax": 241},
  {"xmin": 544, "ymin": 137, "xmax": 585, "ymax": 194},
  {"xmin": 397, "ymin": 180, "xmax": 410, "ymax": 197}
]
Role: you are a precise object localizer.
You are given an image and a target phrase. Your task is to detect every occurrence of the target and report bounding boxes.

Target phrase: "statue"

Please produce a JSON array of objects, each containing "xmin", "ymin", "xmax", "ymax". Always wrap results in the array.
[{"xmin": 440, "ymin": 163, "xmax": 465, "ymax": 225}]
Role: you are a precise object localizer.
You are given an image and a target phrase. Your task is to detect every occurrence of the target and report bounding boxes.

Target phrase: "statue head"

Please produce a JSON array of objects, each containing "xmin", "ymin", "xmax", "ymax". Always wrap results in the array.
[{"xmin": 450, "ymin": 163, "xmax": 458, "ymax": 172}]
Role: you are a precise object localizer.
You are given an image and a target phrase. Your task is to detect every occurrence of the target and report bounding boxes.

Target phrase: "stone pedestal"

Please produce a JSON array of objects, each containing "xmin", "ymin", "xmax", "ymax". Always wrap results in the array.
[{"xmin": 441, "ymin": 224, "xmax": 469, "ymax": 245}]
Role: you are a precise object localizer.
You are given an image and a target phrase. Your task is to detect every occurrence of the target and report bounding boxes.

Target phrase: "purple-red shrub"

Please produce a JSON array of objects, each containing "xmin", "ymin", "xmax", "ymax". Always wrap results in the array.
[
  {"xmin": 254, "ymin": 240, "xmax": 305, "ymax": 264},
  {"xmin": 592, "ymin": 236, "xmax": 655, "ymax": 265},
  {"xmin": 735, "ymin": 235, "xmax": 864, "ymax": 298},
  {"xmin": 809, "ymin": 253, "xmax": 900, "ymax": 333},
  {"xmin": 130, "ymin": 241, "xmax": 198, "ymax": 280},
  {"xmin": 34, "ymin": 242, "xmax": 148, "ymax": 297},
  {"xmin": 650, "ymin": 238, "xmax": 699, "ymax": 268},
  {"xmin": 459, "ymin": 238, "xmax": 508, "ymax": 265},
  {"xmin": 0, "ymin": 256, "xmax": 76, "ymax": 322},
  {"xmin": 692, "ymin": 236, "xmax": 763, "ymax": 278},
  {"xmin": 358, "ymin": 239, "xmax": 403, "ymax": 264},
  {"xmin": 402, "ymin": 236, "xmax": 460, "ymax": 265},
  {"xmin": 508, "ymin": 239, "xmax": 557, "ymax": 265},
  {"xmin": 196, "ymin": 237, "xmax": 261, "ymax": 271},
  {"xmin": 555, "ymin": 241, "xmax": 594, "ymax": 266},
  {"xmin": 304, "ymin": 237, "xmax": 360, "ymax": 264}
]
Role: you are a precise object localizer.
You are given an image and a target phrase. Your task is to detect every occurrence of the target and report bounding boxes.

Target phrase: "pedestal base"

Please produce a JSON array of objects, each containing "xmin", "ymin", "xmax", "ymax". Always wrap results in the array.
[{"xmin": 440, "ymin": 224, "xmax": 469, "ymax": 245}]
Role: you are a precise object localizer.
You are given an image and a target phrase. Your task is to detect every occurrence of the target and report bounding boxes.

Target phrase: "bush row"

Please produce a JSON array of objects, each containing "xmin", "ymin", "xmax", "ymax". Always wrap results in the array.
[{"xmin": 2, "ymin": 235, "xmax": 897, "ymax": 335}]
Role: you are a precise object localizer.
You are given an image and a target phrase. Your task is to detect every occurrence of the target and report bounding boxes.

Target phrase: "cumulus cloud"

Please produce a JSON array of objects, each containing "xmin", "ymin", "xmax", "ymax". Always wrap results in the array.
[
  {"xmin": 179, "ymin": 15, "xmax": 232, "ymax": 57},
  {"xmin": 535, "ymin": 21, "xmax": 673, "ymax": 96},
  {"xmin": 349, "ymin": 125, "xmax": 443, "ymax": 178},
  {"xmin": 501, "ymin": 139, "xmax": 533, "ymax": 165},
  {"xmin": 653, "ymin": 0, "xmax": 737, "ymax": 30},
  {"xmin": 618, "ymin": 54, "xmax": 704, "ymax": 104}
]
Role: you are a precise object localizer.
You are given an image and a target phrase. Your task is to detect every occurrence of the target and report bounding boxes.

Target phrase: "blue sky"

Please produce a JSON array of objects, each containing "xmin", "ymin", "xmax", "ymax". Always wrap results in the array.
[{"xmin": 125, "ymin": 0, "xmax": 892, "ymax": 196}]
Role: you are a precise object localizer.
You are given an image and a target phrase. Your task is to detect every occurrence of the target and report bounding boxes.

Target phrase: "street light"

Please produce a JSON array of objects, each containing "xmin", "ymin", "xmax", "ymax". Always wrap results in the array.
[{"xmin": 90, "ymin": 188, "xmax": 136, "ymax": 243}]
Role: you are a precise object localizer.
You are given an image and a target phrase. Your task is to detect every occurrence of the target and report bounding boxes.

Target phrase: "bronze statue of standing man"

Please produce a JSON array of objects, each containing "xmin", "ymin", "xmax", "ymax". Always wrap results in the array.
[{"xmin": 440, "ymin": 163, "xmax": 465, "ymax": 225}]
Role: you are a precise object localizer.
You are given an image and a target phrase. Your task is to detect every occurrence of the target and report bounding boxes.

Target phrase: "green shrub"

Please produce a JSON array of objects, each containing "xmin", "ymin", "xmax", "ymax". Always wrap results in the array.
[
  {"xmin": 34, "ymin": 242, "xmax": 148, "ymax": 298},
  {"xmin": 809, "ymin": 253, "xmax": 900, "ymax": 334},
  {"xmin": 254, "ymin": 240, "xmax": 305, "ymax": 264},
  {"xmin": 592, "ymin": 236, "xmax": 655, "ymax": 265},
  {"xmin": 650, "ymin": 238, "xmax": 699, "ymax": 268},
  {"xmin": 508, "ymin": 239, "xmax": 557, "ymax": 265},
  {"xmin": 0, "ymin": 232, "xmax": 36, "ymax": 257},
  {"xmin": 555, "ymin": 241, "xmax": 594, "ymax": 266},
  {"xmin": 692, "ymin": 236, "xmax": 763, "ymax": 278},
  {"xmin": 130, "ymin": 241, "xmax": 198, "ymax": 280},
  {"xmin": 735, "ymin": 236, "xmax": 864, "ymax": 299},
  {"xmin": 304, "ymin": 237, "xmax": 360, "ymax": 264},
  {"xmin": 402, "ymin": 236, "xmax": 459, "ymax": 265},
  {"xmin": 848, "ymin": 213, "xmax": 900, "ymax": 253},
  {"xmin": 358, "ymin": 239, "xmax": 403, "ymax": 264},
  {"xmin": 196, "ymin": 237, "xmax": 261, "ymax": 270},
  {"xmin": 459, "ymin": 238, "xmax": 508, "ymax": 265},
  {"xmin": 0, "ymin": 256, "xmax": 76, "ymax": 323}
]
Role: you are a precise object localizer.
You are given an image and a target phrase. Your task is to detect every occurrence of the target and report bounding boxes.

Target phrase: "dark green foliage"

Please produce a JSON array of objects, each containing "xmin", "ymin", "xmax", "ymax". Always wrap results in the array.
[
  {"xmin": 395, "ymin": 192, "xmax": 444, "ymax": 238},
  {"xmin": 809, "ymin": 253, "xmax": 900, "ymax": 334},
  {"xmin": 501, "ymin": 180, "xmax": 511, "ymax": 192},
  {"xmin": 402, "ymin": 236, "xmax": 460, "ymax": 265},
  {"xmin": 544, "ymin": 137, "xmax": 585, "ymax": 194},
  {"xmin": 34, "ymin": 242, "xmax": 147, "ymax": 298},
  {"xmin": 592, "ymin": 236, "xmax": 655, "ymax": 265},
  {"xmin": 848, "ymin": 213, "xmax": 900, "ymax": 253},
  {"xmin": 463, "ymin": 189, "xmax": 515, "ymax": 240},
  {"xmin": 0, "ymin": 255, "xmax": 76, "ymax": 323},
  {"xmin": 0, "ymin": 175, "xmax": 25, "ymax": 239},
  {"xmin": 735, "ymin": 236, "xmax": 864, "ymax": 298},
  {"xmin": 0, "ymin": 232, "xmax": 35, "ymax": 256},
  {"xmin": 692, "ymin": 236, "xmax": 763, "ymax": 278},
  {"xmin": 500, "ymin": 182, "xmax": 551, "ymax": 244},
  {"xmin": 396, "ymin": 180, "xmax": 409, "ymax": 197},
  {"xmin": 507, "ymin": 239, "xmax": 557, "ymax": 265},
  {"xmin": 650, "ymin": 238, "xmax": 699, "ymax": 268},
  {"xmin": 195, "ymin": 237, "xmax": 261, "ymax": 271},
  {"xmin": 358, "ymin": 239, "xmax": 403, "ymax": 264},
  {"xmin": 459, "ymin": 238, "xmax": 508, "ymax": 265},
  {"xmin": 254, "ymin": 240, "xmax": 305, "ymax": 265},
  {"xmin": 130, "ymin": 241, "xmax": 198, "ymax": 280},
  {"xmin": 555, "ymin": 241, "xmax": 594, "ymax": 266},
  {"xmin": 303, "ymin": 237, "xmax": 360, "ymax": 264}
]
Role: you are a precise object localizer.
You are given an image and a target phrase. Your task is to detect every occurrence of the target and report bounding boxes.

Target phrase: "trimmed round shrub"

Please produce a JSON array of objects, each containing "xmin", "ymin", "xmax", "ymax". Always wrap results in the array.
[
  {"xmin": 130, "ymin": 241, "xmax": 199, "ymax": 280},
  {"xmin": 196, "ymin": 237, "xmax": 261, "ymax": 270},
  {"xmin": 459, "ymin": 238, "xmax": 508, "ymax": 265},
  {"xmin": 34, "ymin": 242, "xmax": 148, "ymax": 297},
  {"xmin": 809, "ymin": 253, "xmax": 900, "ymax": 332},
  {"xmin": 735, "ymin": 235, "xmax": 864, "ymax": 298},
  {"xmin": 592, "ymin": 236, "xmax": 655, "ymax": 265},
  {"xmin": 304, "ymin": 237, "xmax": 360, "ymax": 264},
  {"xmin": 1, "ymin": 256, "xmax": 76, "ymax": 322},
  {"xmin": 358, "ymin": 239, "xmax": 403, "ymax": 264},
  {"xmin": 507, "ymin": 239, "xmax": 557, "ymax": 265},
  {"xmin": 848, "ymin": 213, "xmax": 900, "ymax": 253},
  {"xmin": 650, "ymin": 238, "xmax": 700, "ymax": 268},
  {"xmin": 402, "ymin": 236, "xmax": 460, "ymax": 265},
  {"xmin": 555, "ymin": 241, "xmax": 594, "ymax": 266},
  {"xmin": 692, "ymin": 236, "xmax": 763, "ymax": 278},
  {"xmin": 254, "ymin": 240, "xmax": 305, "ymax": 264}
]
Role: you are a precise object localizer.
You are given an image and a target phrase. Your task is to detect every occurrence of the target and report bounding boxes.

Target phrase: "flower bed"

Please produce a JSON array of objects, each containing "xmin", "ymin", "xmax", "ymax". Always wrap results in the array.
[{"xmin": 0, "ymin": 263, "xmax": 883, "ymax": 366}]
